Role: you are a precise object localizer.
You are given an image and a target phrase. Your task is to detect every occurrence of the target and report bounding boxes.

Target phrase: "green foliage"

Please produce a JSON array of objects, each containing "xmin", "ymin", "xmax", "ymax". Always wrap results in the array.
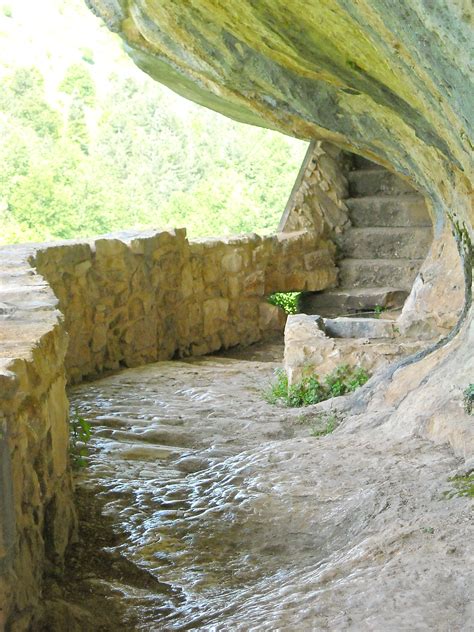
[
  {"xmin": 265, "ymin": 364, "xmax": 370, "ymax": 408},
  {"xmin": 374, "ymin": 305, "xmax": 385, "ymax": 318},
  {"xmin": 463, "ymin": 384, "xmax": 474, "ymax": 415},
  {"xmin": 263, "ymin": 368, "xmax": 289, "ymax": 404},
  {"xmin": 67, "ymin": 100, "xmax": 89, "ymax": 152},
  {"xmin": 59, "ymin": 63, "xmax": 96, "ymax": 106},
  {"xmin": 310, "ymin": 412, "xmax": 344, "ymax": 437},
  {"xmin": 0, "ymin": 67, "xmax": 61, "ymax": 138},
  {"xmin": 2, "ymin": 4, "xmax": 12, "ymax": 18},
  {"xmin": 70, "ymin": 409, "xmax": 92, "ymax": 469},
  {"xmin": 0, "ymin": 57, "xmax": 305, "ymax": 245},
  {"xmin": 324, "ymin": 364, "xmax": 370, "ymax": 398},
  {"xmin": 287, "ymin": 374, "xmax": 326, "ymax": 407},
  {"xmin": 268, "ymin": 292, "xmax": 301, "ymax": 314},
  {"xmin": 443, "ymin": 472, "xmax": 474, "ymax": 499}
]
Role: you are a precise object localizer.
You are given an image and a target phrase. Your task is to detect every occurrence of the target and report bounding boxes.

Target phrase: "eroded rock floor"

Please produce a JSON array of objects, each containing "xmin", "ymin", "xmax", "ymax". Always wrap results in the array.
[{"xmin": 60, "ymin": 341, "xmax": 472, "ymax": 631}]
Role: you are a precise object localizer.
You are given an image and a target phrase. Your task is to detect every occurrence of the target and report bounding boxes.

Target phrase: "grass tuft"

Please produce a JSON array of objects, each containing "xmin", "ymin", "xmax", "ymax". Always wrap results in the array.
[
  {"xmin": 264, "ymin": 364, "xmax": 370, "ymax": 408},
  {"xmin": 310, "ymin": 412, "xmax": 343, "ymax": 437},
  {"xmin": 70, "ymin": 408, "xmax": 92, "ymax": 469},
  {"xmin": 442, "ymin": 471, "xmax": 474, "ymax": 499}
]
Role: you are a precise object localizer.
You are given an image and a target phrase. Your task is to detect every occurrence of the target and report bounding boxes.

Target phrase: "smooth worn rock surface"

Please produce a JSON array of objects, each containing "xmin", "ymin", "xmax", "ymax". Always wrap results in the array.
[
  {"xmin": 324, "ymin": 316, "xmax": 397, "ymax": 339},
  {"xmin": 58, "ymin": 341, "xmax": 473, "ymax": 630}
]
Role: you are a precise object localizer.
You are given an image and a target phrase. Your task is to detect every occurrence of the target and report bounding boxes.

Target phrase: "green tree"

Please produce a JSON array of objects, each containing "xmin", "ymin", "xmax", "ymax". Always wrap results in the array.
[
  {"xmin": 0, "ymin": 67, "xmax": 61, "ymax": 137},
  {"xmin": 0, "ymin": 61, "xmax": 306, "ymax": 244},
  {"xmin": 59, "ymin": 63, "xmax": 96, "ymax": 107}
]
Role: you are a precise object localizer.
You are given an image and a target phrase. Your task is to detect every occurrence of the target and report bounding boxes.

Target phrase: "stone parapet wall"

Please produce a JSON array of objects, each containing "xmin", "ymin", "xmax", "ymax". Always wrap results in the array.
[
  {"xmin": 32, "ymin": 228, "xmax": 336, "ymax": 383},
  {"xmin": 0, "ymin": 227, "xmax": 336, "ymax": 628},
  {"xmin": 0, "ymin": 247, "xmax": 76, "ymax": 631}
]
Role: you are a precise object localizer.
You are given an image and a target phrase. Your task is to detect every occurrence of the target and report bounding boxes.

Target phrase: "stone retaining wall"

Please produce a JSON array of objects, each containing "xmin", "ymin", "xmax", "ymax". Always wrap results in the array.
[
  {"xmin": 0, "ymin": 227, "xmax": 336, "ymax": 628},
  {"xmin": 0, "ymin": 247, "xmax": 76, "ymax": 631},
  {"xmin": 33, "ymin": 228, "xmax": 336, "ymax": 383},
  {"xmin": 278, "ymin": 141, "xmax": 351, "ymax": 238}
]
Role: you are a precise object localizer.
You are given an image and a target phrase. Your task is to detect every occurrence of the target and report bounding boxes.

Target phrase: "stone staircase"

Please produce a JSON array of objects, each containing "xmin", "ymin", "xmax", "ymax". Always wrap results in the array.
[{"xmin": 300, "ymin": 155, "xmax": 432, "ymax": 318}]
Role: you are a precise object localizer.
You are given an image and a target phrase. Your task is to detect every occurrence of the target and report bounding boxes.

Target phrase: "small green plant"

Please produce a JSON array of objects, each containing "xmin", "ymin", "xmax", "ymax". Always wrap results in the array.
[
  {"xmin": 463, "ymin": 384, "xmax": 474, "ymax": 415},
  {"xmin": 442, "ymin": 471, "xmax": 474, "ymax": 499},
  {"xmin": 268, "ymin": 292, "xmax": 301, "ymax": 314},
  {"xmin": 373, "ymin": 304, "xmax": 385, "ymax": 319},
  {"xmin": 310, "ymin": 412, "xmax": 343, "ymax": 437},
  {"xmin": 324, "ymin": 364, "xmax": 370, "ymax": 397},
  {"xmin": 70, "ymin": 409, "xmax": 92, "ymax": 469},
  {"xmin": 264, "ymin": 368, "xmax": 289, "ymax": 404},
  {"xmin": 264, "ymin": 364, "xmax": 370, "ymax": 408},
  {"xmin": 2, "ymin": 5, "xmax": 12, "ymax": 18}
]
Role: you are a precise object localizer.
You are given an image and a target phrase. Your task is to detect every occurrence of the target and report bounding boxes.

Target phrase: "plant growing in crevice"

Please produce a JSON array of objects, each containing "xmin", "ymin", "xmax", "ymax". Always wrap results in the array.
[
  {"xmin": 324, "ymin": 364, "xmax": 370, "ymax": 398},
  {"xmin": 310, "ymin": 411, "xmax": 344, "ymax": 437},
  {"xmin": 442, "ymin": 471, "xmax": 474, "ymax": 499},
  {"xmin": 70, "ymin": 408, "xmax": 92, "ymax": 469},
  {"xmin": 463, "ymin": 384, "xmax": 474, "ymax": 415},
  {"xmin": 264, "ymin": 364, "xmax": 370, "ymax": 408},
  {"xmin": 373, "ymin": 304, "xmax": 385, "ymax": 319},
  {"xmin": 264, "ymin": 368, "xmax": 289, "ymax": 404}
]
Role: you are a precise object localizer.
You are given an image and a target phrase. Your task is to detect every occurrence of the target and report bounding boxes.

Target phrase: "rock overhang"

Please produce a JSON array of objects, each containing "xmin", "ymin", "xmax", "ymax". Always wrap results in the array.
[{"xmin": 86, "ymin": 2, "xmax": 472, "ymax": 193}]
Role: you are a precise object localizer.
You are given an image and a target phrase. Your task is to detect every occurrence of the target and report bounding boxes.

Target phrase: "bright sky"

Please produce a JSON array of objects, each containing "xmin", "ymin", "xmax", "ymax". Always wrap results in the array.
[
  {"xmin": 0, "ymin": 0, "xmax": 306, "ymax": 142},
  {"xmin": 0, "ymin": 1, "xmax": 116, "ymax": 82}
]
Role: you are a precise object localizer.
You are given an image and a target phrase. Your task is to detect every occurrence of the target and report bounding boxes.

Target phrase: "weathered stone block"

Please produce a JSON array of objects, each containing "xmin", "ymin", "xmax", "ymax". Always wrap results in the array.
[
  {"xmin": 258, "ymin": 303, "xmax": 286, "ymax": 333},
  {"xmin": 243, "ymin": 270, "xmax": 265, "ymax": 296},
  {"xmin": 203, "ymin": 298, "xmax": 230, "ymax": 336},
  {"xmin": 222, "ymin": 251, "xmax": 243, "ymax": 273},
  {"xmin": 284, "ymin": 313, "xmax": 424, "ymax": 385},
  {"xmin": 324, "ymin": 317, "xmax": 396, "ymax": 339}
]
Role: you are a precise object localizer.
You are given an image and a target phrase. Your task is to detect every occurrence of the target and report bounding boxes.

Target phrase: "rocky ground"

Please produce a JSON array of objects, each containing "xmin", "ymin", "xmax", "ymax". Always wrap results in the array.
[{"xmin": 43, "ymin": 339, "xmax": 472, "ymax": 631}]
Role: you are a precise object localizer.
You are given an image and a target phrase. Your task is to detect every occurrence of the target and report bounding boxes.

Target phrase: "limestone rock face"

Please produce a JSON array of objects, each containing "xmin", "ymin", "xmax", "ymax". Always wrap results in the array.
[{"xmin": 87, "ymin": 1, "xmax": 473, "ymax": 452}]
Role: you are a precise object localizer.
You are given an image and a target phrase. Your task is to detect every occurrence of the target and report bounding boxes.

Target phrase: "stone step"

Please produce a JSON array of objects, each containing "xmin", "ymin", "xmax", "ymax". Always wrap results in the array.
[
  {"xmin": 338, "ymin": 258, "xmax": 422, "ymax": 289},
  {"xmin": 352, "ymin": 154, "xmax": 383, "ymax": 170},
  {"xmin": 346, "ymin": 195, "xmax": 431, "ymax": 227},
  {"xmin": 324, "ymin": 316, "xmax": 397, "ymax": 339},
  {"xmin": 338, "ymin": 227, "xmax": 432, "ymax": 259},
  {"xmin": 300, "ymin": 286, "xmax": 409, "ymax": 316},
  {"xmin": 348, "ymin": 169, "xmax": 415, "ymax": 196}
]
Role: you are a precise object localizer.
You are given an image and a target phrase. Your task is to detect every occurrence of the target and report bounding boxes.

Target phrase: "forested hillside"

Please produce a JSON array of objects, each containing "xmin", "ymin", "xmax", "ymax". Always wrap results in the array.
[{"xmin": 0, "ymin": 0, "xmax": 306, "ymax": 244}]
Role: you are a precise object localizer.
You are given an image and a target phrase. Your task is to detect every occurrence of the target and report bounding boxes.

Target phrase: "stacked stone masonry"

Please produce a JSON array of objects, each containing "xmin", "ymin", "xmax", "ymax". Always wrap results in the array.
[
  {"xmin": 279, "ymin": 140, "xmax": 351, "ymax": 238},
  {"xmin": 0, "ymin": 250, "xmax": 76, "ymax": 632},
  {"xmin": 32, "ymin": 229, "xmax": 336, "ymax": 382},
  {"xmin": 0, "ymin": 227, "xmax": 336, "ymax": 628}
]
